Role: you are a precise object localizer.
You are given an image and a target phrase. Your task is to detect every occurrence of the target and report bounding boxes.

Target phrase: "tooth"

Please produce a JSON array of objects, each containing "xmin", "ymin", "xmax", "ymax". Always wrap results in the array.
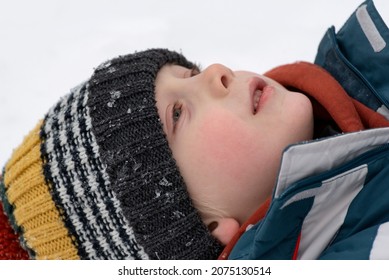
[{"xmin": 253, "ymin": 89, "xmax": 262, "ymax": 114}]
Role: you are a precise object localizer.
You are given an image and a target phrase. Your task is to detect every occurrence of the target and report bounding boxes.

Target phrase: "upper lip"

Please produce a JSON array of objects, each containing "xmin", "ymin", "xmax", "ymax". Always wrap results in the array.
[{"xmin": 249, "ymin": 77, "xmax": 267, "ymax": 115}]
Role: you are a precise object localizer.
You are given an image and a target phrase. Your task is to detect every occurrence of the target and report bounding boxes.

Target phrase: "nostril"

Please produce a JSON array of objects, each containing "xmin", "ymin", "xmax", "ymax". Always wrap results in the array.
[{"xmin": 221, "ymin": 75, "xmax": 229, "ymax": 89}]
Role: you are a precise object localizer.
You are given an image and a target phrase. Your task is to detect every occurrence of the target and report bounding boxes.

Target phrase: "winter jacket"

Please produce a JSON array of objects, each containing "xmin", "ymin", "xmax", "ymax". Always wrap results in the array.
[{"xmin": 221, "ymin": 0, "xmax": 389, "ymax": 260}]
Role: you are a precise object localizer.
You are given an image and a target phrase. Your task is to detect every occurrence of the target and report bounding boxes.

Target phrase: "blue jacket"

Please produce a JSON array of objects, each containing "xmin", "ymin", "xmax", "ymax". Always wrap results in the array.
[{"xmin": 228, "ymin": 0, "xmax": 389, "ymax": 260}]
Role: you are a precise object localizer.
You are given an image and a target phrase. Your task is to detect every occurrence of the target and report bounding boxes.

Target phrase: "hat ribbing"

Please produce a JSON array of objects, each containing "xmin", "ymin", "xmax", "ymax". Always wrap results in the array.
[{"xmin": 0, "ymin": 49, "xmax": 223, "ymax": 259}]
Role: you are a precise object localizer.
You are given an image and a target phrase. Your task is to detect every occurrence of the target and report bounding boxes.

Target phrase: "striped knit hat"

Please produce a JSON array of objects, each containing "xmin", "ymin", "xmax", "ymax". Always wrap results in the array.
[{"xmin": 0, "ymin": 49, "xmax": 223, "ymax": 260}]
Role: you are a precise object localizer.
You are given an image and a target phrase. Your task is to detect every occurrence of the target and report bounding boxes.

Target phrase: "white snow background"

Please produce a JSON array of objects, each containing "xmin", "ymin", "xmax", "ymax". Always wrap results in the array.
[{"xmin": 1, "ymin": 0, "xmax": 388, "ymax": 166}]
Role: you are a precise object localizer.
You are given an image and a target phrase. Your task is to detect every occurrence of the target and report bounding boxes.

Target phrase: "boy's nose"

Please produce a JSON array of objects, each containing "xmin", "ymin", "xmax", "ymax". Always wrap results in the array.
[{"xmin": 201, "ymin": 64, "xmax": 233, "ymax": 98}]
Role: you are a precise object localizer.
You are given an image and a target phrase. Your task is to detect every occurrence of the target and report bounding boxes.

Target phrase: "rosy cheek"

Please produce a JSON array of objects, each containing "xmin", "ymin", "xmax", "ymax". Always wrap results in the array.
[{"xmin": 192, "ymin": 111, "xmax": 256, "ymax": 179}]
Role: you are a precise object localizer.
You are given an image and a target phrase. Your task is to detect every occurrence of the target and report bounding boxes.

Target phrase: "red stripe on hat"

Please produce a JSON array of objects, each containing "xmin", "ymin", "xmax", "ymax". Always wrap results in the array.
[{"xmin": 0, "ymin": 202, "xmax": 29, "ymax": 260}]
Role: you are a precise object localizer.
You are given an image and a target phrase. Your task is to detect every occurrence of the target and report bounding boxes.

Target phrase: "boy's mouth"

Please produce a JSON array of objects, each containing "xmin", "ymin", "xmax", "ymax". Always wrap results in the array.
[
  {"xmin": 253, "ymin": 89, "xmax": 262, "ymax": 115},
  {"xmin": 250, "ymin": 77, "xmax": 267, "ymax": 115}
]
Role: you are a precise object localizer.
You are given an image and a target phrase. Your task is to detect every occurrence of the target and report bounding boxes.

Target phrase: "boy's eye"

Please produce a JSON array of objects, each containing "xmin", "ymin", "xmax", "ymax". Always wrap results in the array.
[
  {"xmin": 191, "ymin": 67, "xmax": 200, "ymax": 77},
  {"xmin": 172, "ymin": 103, "xmax": 182, "ymax": 125}
]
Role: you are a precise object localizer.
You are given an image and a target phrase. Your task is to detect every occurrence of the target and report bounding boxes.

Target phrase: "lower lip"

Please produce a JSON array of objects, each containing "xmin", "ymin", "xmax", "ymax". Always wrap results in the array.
[{"xmin": 256, "ymin": 85, "xmax": 274, "ymax": 113}]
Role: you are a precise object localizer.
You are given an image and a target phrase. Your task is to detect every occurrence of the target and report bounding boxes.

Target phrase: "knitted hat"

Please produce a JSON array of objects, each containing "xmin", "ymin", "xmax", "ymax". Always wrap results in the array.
[{"xmin": 0, "ymin": 49, "xmax": 223, "ymax": 260}]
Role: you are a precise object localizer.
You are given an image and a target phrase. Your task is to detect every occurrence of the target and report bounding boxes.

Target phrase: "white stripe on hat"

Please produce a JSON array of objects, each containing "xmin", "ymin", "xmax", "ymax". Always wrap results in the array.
[{"xmin": 43, "ymin": 83, "xmax": 149, "ymax": 259}]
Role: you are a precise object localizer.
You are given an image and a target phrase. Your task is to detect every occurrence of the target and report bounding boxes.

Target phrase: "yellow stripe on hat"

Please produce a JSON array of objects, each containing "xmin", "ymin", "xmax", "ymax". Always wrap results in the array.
[{"xmin": 4, "ymin": 121, "xmax": 79, "ymax": 260}]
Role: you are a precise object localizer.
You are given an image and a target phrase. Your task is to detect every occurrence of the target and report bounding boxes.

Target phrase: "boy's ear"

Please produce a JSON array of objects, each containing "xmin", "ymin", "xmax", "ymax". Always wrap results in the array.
[{"xmin": 208, "ymin": 218, "xmax": 240, "ymax": 246}]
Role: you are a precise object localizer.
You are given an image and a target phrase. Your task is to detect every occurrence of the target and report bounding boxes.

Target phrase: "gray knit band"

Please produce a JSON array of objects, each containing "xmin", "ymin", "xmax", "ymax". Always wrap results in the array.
[{"xmin": 85, "ymin": 49, "xmax": 223, "ymax": 259}]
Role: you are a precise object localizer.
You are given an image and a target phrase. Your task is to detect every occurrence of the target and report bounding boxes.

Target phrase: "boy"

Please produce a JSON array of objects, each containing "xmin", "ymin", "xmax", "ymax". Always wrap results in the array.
[{"xmin": 1, "ymin": 0, "xmax": 388, "ymax": 259}]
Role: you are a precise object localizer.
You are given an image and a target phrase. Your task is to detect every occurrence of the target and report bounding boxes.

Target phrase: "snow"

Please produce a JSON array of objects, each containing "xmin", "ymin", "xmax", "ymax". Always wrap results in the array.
[{"xmin": 1, "ymin": 0, "xmax": 388, "ymax": 166}]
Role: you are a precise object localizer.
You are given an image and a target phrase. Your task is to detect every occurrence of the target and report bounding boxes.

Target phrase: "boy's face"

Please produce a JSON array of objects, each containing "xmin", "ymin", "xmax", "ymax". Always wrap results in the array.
[{"xmin": 155, "ymin": 64, "xmax": 313, "ymax": 225}]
